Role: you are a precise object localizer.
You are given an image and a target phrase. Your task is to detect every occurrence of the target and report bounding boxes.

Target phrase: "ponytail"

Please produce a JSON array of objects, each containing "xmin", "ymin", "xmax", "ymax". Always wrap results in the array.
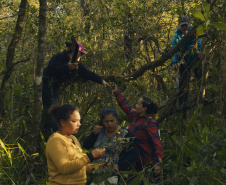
[
  {"xmin": 142, "ymin": 97, "xmax": 158, "ymax": 115},
  {"xmin": 48, "ymin": 104, "xmax": 78, "ymax": 128}
]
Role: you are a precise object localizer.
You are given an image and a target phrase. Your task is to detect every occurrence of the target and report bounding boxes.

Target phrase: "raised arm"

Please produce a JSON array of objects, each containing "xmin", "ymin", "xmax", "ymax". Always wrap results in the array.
[{"xmin": 113, "ymin": 85, "xmax": 136, "ymax": 120}]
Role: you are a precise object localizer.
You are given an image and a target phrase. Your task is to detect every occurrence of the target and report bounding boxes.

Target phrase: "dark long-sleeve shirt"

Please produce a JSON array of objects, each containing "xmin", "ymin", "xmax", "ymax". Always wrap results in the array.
[
  {"xmin": 114, "ymin": 90, "xmax": 163, "ymax": 165},
  {"xmin": 83, "ymin": 127, "xmax": 137, "ymax": 171},
  {"xmin": 42, "ymin": 50, "xmax": 103, "ymax": 107},
  {"xmin": 43, "ymin": 50, "xmax": 103, "ymax": 86}
]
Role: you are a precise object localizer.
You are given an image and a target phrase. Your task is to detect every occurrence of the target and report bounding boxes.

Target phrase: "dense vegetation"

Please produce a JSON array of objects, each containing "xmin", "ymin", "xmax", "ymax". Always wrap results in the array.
[{"xmin": 0, "ymin": 0, "xmax": 225, "ymax": 184}]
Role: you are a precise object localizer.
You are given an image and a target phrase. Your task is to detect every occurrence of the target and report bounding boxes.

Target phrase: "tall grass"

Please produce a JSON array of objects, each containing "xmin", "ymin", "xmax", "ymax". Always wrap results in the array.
[
  {"xmin": 0, "ymin": 111, "xmax": 225, "ymax": 185},
  {"xmin": 0, "ymin": 138, "xmax": 48, "ymax": 185}
]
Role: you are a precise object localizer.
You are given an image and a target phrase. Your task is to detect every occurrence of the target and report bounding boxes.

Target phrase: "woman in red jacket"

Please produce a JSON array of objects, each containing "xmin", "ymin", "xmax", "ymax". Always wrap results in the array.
[{"xmin": 113, "ymin": 85, "xmax": 163, "ymax": 177}]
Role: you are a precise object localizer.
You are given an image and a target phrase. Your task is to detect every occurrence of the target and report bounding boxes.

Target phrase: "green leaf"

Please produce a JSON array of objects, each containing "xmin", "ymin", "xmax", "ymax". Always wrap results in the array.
[
  {"xmin": 189, "ymin": 176, "xmax": 198, "ymax": 185},
  {"xmin": 196, "ymin": 24, "xmax": 205, "ymax": 35},
  {"xmin": 186, "ymin": 108, "xmax": 199, "ymax": 136},
  {"xmin": 186, "ymin": 166, "xmax": 194, "ymax": 171},
  {"xmin": 203, "ymin": 2, "xmax": 210, "ymax": 12},
  {"xmin": 211, "ymin": 22, "xmax": 226, "ymax": 30},
  {"xmin": 129, "ymin": 173, "xmax": 144, "ymax": 185},
  {"xmin": 190, "ymin": 9, "xmax": 205, "ymax": 21},
  {"xmin": 191, "ymin": 160, "xmax": 197, "ymax": 168},
  {"xmin": 0, "ymin": 139, "xmax": 12, "ymax": 166},
  {"xmin": 212, "ymin": 84, "xmax": 219, "ymax": 92},
  {"xmin": 203, "ymin": 2, "xmax": 210, "ymax": 21},
  {"xmin": 18, "ymin": 142, "xmax": 28, "ymax": 156}
]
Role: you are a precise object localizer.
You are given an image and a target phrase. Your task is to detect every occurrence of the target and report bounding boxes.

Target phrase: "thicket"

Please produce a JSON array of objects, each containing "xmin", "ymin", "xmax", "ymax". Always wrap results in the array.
[{"xmin": 0, "ymin": 0, "xmax": 225, "ymax": 184}]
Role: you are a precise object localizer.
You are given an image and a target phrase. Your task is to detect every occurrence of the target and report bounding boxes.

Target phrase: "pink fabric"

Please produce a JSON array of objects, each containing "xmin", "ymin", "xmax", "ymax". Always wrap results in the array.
[{"xmin": 69, "ymin": 42, "xmax": 88, "ymax": 54}]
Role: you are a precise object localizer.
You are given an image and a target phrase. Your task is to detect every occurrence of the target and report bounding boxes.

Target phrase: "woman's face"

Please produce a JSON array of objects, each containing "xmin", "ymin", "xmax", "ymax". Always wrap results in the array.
[
  {"xmin": 61, "ymin": 110, "xmax": 81, "ymax": 135},
  {"xmin": 77, "ymin": 51, "xmax": 83, "ymax": 61},
  {"xmin": 103, "ymin": 114, "xmax": 118, "ymax": 132},
  {"xmin": 135, "ymin": 98, "xmax": 147, "ymax": 116},
  {"xmin": 180, "ymin": 24, "xmax": 189, "ymax": 35}
]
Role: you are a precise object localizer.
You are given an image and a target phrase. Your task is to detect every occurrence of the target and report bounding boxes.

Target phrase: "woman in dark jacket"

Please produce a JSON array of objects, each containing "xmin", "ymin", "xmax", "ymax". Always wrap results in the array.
[
  {"xmin": 42, "ymin": 42, "xmax": 110, "ymax": 140},
  {"xmin": 42, "ymin": 42, "xmax": 110, "ymax": 108},
  {"xmin": 83, "ymin": 108, "xmax": 137, "ymax": 184}
]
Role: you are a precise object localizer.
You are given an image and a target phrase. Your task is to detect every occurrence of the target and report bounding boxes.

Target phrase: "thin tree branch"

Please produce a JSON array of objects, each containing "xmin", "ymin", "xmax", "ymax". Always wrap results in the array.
[{"xmin": 0, "ymin": 57, "xmax": 30, "ymax": 76}]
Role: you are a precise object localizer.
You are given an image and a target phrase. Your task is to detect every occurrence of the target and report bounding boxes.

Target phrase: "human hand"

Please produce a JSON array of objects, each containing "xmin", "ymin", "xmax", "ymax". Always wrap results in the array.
[
  {"xmin": 99, "ymin": 162, "xmax": 110, "ymax": 169},
  {"xmin": 68, "ymin": 60, "xmax": 78, "ymax": 70},
  {"xmin": 112, "ymin": 84, "xmax": 118, "ymax": 93},
  {"xmin": 93, "ymin": 125, "xmax": 103, "ymax": 135},
  {"xmin": 195, "ymin": 51, "xmax": 200, "ymax": 59},
  {"xmin": 114, "ymin": 164, "xmax": 119, "ymax": 170},
  {"xmin": 154, "ymin": 164, "xmax": 161, "ymax": 176},
  {"xmin": 112, "ymin": 164, "xmax": 119, "ymax": 174},
  {"xmin": 91, "ymin": 148, "xmax": 106, "ymax": 159},
  {"xmin": 172, "ymin": 64, "xmax": 178, "ymax": 72},
  {"xmin": 102, "ymin": 80, "xmax": 111, "ymax": 88}
]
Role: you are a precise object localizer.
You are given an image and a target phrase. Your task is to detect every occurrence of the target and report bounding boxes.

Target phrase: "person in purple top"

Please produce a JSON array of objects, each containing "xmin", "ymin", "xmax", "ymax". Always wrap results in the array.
[{"xmin": 42, "ymin": 42, "xmax": 110, "ymax": 140}]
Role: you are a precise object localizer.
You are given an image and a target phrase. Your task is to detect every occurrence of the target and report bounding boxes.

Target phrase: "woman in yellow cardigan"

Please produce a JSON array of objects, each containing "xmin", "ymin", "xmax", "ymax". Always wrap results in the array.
[{"xmin": 46, "ymin": 104, "xmax": 105, "ymax": 185}]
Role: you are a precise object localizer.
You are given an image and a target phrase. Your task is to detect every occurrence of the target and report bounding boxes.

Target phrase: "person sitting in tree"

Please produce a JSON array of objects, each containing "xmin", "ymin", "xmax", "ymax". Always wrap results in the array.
[
  {"xmin": 42, "ymin": 41, "xmax": 110, "ymax": 140},
  {"xmin": 170, "ymin": 16, "xmax": 207, "ymax": 109}
]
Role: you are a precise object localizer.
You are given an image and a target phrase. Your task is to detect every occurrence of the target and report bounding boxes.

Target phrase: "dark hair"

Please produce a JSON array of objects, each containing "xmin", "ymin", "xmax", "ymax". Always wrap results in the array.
[
  {"xmin": 100, "ymin": 108, "xmax": 119, "ymax": 125},
  {"xmin": 142, "ymin": 97, "xmax": 158, "ymax": 115},
  {"xmin": 65, "ymin": 42, "xmax": 73, "ymax": 53},
  {"xmin": 48, "ymin": 104, "xmax": 79, "ymax": 128}
]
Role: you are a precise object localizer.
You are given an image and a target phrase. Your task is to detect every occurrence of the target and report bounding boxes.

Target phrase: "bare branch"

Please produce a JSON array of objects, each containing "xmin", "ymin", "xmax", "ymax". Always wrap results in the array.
[{"xmin": 0, "ymin": 57, "xmax": 30, "ymax": 76}]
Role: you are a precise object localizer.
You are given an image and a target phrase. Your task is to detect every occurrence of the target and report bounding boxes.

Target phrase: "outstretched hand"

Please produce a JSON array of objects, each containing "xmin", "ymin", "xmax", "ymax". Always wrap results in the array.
[
  {"xmin": 99, "ymin": 162, "xmax": 110, "ymax": 169},
  {"xmin": 112, "ymin": 84, "xmax": 118, "ymax": 93},
  {"xmin": 68, "ymin": 60, "xmax": 78, "ymax": 70},
  {"xmin": 102, "ymin": 80, "xmax": 111, "ymax": 88},
  {"xmin": 172, "ymin": 64, "xmax": 178, "ymax": 72},
  {"xmin": 154, "ymin": 165, "xmax": 161, "ymax": 176}
]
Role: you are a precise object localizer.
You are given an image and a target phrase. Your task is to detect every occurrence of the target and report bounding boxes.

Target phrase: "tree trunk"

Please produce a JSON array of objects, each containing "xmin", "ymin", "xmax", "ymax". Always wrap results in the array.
[
  {"xmin": 0, "ymin": 0, "xmax": 27, "ymax": 117},
  {"xmin": 30, "ymin": 0, "xmax": 47, "ymax": 154},
  {"xmin": 216, "ymin": 1, "xmax": 226, "ymax": 126}
]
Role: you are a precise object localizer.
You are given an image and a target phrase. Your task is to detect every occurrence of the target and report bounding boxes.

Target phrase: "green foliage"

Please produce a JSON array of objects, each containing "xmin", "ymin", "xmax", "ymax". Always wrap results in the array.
[
  {"xmin": 0, "ymin": 139, "xmax": 48, "ymax": 185},
  {"xmin": 0, "ymin": 0, "xmax": 225, "ymax": 184},
  {"xmin": 210, "ymin": 22, "xmax": 226, "ymax": 30},
  {"xmin": 162, "ymin": 113, "xmax": 226, "ymax": 185},
  {"xmin": 190, "ymin": 0, "xmax": 226, "ymax": 35},
  {"xmin": 190, "ymin": 9, "xmax": 205, "ymax": 21}
]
